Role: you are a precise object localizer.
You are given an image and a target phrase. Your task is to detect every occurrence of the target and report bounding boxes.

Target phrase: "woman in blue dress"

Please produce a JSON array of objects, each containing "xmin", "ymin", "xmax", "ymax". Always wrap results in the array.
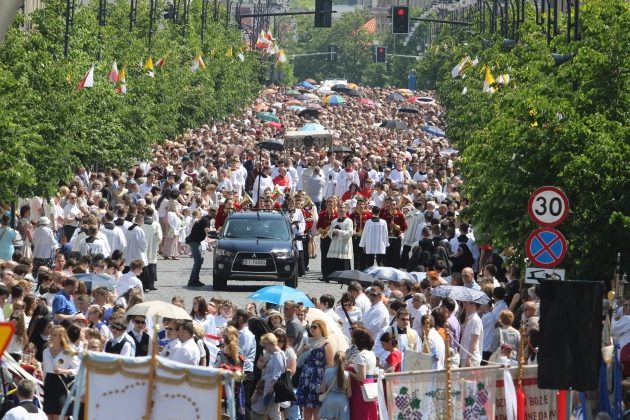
[
  {"xmin": 319, "ymin": 351, "xmax": 351, "ymax": 420},
  {"xmin": 296, "ymin": 319, "xmax": 334, "ymax": 420}
]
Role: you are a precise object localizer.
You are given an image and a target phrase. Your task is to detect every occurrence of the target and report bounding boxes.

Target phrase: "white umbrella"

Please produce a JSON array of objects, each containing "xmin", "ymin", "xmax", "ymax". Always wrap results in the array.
[
  {"xmin": 126, "ymin": 301, "xmax": 192, "ymax": 320},
  {"xmin": 305, "ymin": 308, "xmax": 348, "ymax": 354}
]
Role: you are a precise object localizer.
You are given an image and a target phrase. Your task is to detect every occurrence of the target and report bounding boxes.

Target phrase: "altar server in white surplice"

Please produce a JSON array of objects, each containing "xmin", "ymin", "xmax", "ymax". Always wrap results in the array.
[{"xmin": 359, "ymin": 206, "xmax": 389, "ymax": 267}]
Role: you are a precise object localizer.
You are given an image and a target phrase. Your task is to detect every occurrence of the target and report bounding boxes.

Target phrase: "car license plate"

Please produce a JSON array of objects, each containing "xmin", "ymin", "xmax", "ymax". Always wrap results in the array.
[{"xmin": 243, "ymin": 259, "xmax": 266, "ymax": 266}]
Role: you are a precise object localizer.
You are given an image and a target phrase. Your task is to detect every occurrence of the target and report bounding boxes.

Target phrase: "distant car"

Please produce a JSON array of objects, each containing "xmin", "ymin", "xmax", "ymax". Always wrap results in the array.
[{"xmin": 211, "ymin": 211, "xmax": 300, "ymax": 290}]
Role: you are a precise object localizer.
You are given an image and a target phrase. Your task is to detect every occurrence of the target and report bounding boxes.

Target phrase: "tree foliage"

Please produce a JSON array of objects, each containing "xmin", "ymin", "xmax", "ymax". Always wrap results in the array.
[
  {"xmin": 412, "ymin": 0, "xmax": 629, "ymax": 279},
  {"xmin": 0, "ymin": 0, "xmax": 261, "ymax": 201}
]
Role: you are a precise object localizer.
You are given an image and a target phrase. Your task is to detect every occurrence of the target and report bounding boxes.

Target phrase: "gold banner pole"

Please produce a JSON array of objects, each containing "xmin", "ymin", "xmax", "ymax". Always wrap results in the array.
[
  {"xmin": 143, "ymin": 315, "xmax": 160, "ymax": 420},
  {"xmin": 445, "ymin": 325, "xmax": 452, "ymax": 420}
]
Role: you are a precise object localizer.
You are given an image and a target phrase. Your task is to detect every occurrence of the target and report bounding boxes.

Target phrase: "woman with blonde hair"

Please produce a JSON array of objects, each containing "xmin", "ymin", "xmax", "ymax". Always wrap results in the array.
[
  {"xmin": 42, "ymin": 326, "xmax": 79, "ymax": 419},
  {"xmin": 258, "ymin": 332, "xmax": 287, "ymax": 420},
  {"xmin": 296, "ymin": 319, "xmax": 334, "ymax": 420},
  {"xmin": 319, "ymin": 351, "xmax": 351, "ymax": 420}
]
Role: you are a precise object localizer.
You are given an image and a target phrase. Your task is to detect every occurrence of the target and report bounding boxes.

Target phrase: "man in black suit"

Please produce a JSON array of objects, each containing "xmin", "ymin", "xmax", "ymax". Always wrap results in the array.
[{"xmin": 128, "ymin": 315, "xmax": 150, "ymax": 357}]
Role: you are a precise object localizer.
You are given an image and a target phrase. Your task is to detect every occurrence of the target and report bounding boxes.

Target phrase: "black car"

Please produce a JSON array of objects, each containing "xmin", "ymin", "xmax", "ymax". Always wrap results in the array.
[{"xmin": 211, "ymin": 211, "xmax": 300, "ymax": 290}]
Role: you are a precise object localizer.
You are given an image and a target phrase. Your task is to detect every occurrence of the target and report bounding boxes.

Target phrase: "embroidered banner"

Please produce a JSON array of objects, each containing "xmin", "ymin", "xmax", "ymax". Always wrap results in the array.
[
  {"xmin": 83, "ymin": 352, "xmax": 226, "ymax": 420},
  {"xmin": 383, "ymin": 365, "xmax": 555, "ymax": 420}
]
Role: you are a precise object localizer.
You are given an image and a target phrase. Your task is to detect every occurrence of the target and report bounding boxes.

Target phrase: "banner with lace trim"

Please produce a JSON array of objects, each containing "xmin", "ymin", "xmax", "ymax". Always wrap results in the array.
[{"xmin": 77, "ymin": 352, "xmax": 234, "ymax": 420}]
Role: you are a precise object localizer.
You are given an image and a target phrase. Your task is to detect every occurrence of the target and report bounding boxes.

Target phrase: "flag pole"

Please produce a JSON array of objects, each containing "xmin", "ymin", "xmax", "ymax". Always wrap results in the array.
[
  {"xmin": 445, "ymin": 324, "xmax": 452, "ymax": 420},
  {"xmin": 143, "ymin": 315, "xmax": 159, "ymax": 420}
]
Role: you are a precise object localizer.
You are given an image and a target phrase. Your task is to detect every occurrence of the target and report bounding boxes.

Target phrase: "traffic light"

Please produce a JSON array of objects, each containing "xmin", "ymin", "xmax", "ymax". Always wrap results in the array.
[
  {"xmin": 314, "ymin": 0, "xmax": 332, "ymax": 28},
  {"xmin": 392, "ymin": 5, "xmax": 409, "ymax": 34},
  {"xmin": 374, "ymin": 46, "xmax": 386, "ymax": 63},
  {"xmin": 327, "ymin": 45, "xmax": 338, "ymax": 62}
]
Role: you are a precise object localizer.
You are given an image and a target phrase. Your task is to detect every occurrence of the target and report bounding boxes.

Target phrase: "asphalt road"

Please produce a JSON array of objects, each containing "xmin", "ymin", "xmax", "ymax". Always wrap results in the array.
[{"xmin": 146, "ymin": 243, "xmax": 348, "ymax": 309}]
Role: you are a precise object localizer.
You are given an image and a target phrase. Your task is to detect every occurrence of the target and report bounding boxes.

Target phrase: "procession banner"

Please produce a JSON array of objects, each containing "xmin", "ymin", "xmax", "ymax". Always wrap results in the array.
[
  {"xmin": 384, "ymin": 365, "xmax": 497, "ymax": 419},
  {"xmin": 383, "ymin": 365, "xmax": 555, "ymax": 420},
  {"xmin": 83, "ymin": 352, "xmax": 227, "ymax": 420}
]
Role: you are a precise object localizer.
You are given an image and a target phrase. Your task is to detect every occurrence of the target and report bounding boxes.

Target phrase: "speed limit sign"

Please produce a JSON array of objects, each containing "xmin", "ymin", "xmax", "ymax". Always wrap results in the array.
[{"xmin": 528, "ymin": 186, "xmax": 570, "ymax": 226}]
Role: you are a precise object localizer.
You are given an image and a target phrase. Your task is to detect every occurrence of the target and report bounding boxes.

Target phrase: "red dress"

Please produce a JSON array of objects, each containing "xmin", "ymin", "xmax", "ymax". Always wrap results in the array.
[{"xmin": 385, "ymin": 349, "xmax": 402, "ymax": 372}]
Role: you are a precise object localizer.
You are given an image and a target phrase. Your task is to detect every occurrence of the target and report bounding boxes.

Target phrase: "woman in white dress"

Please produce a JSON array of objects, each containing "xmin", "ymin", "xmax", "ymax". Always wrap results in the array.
[
  {"xmin": 163, "ymin": 197, "xmax": 182, "ymax": 260},
  {"xmin": 326, "ymin": 202, "xmax": 354, "ymax": 276}
]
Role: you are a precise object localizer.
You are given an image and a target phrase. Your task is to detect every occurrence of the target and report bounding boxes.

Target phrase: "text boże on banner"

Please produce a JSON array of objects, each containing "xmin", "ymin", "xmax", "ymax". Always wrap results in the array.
[{"xmin": 382, "ymin": 365, "xmax": 554, "ymax": 420}]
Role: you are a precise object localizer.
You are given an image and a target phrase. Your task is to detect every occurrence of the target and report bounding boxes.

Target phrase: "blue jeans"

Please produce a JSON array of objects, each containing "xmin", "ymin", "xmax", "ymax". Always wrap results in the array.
[{"xmin": 188, "ymin": 241, "xmax": 204, "ymax": 283}]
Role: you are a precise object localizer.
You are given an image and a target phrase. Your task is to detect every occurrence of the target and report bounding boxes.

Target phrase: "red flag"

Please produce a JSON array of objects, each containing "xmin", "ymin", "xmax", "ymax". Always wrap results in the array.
[
  {"xmin": 517, "ymin": 385, "xmax": 526, "ymax": 419},
  {"xmin": 76, "ymin": 65, "xmax": 94, "ymax": 91},
  {"xmin": 108, "ymin": 61, "xmax": 119, "ymax": 83}
]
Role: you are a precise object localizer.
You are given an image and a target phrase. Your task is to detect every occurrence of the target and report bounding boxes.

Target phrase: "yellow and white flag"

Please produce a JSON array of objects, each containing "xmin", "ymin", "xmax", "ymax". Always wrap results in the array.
[
  {"xmin": 191, "ymin": 54, "xmax": 206, "ymax": 72},
  {"xmin": 482, "ymin": 65, "xmax": 495, "ymax": 93}
]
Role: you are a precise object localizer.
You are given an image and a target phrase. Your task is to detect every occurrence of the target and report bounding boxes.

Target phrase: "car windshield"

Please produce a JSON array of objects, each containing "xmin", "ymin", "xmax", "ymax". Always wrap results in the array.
[{"xmin": 223, "ymin": 219, "xmax": 291, "ymax": 241}]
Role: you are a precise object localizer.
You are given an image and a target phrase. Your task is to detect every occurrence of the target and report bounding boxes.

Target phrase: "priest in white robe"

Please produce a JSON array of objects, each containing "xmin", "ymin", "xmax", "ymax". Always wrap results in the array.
[
  {"xmin": 123, "ymin": 214, "xmax": 148, "ymax": 268},
  {"xmin": 359, "ymin": 206, "xmax": 389, "ymax": 267}
]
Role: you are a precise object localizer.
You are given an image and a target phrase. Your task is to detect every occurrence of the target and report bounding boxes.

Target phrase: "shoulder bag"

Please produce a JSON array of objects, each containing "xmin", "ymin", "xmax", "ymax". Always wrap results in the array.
[{"xmin": 273, "ymin": 353, "xmax": 296, "ymax": 403}]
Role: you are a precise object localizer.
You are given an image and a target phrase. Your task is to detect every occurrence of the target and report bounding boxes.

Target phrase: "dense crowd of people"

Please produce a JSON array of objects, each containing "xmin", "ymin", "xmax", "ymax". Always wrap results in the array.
[{"xmin": 0, "ymin": 82, "xmax": 548, "ymax": 420}]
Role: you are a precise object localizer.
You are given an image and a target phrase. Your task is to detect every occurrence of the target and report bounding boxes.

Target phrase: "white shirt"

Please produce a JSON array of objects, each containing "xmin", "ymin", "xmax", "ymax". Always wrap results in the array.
[
  {"xmin": 363, "ymin": 301, "xmax": 389, "ymax": 340},
  {"xmin": 335, "ymin": 306, "xmax": 362, "ymax": 338},
  {"xmin": 459, "ymin": 312, "xmax": 483, "ymax": 366},
  {"xmin": 123, "ymin": 224, "xmax": 148, "ymax": 265},
  {"xmin": 100, "ymin": 224, "xmax": 127, "ymax": 255},
  {"xmin": 141, "ymin": 220, "xmax": 163, "ymax": 264},
  {"xmin": 116, "ymin": 271, "xmax": 144, "ymax": 298},
  {"xmin": 42, "ymin": 348, "xmax": 79, "ymax": 377},
  {"xmin": 425, "ymin": 328, "xmax": 446, "ymax": 369},
  {"xmin": 3, "ymin": 403, "xmax": 47, "ymax": 420},
  {"xmin": 170, "ymin": 337, "xmax": 200, "ymax": 365},
  {"xmin": 354, "ymin": 293, "xmax": 371, "ymax": 316},
  {"xmin": 107, "ymin": 334, "xmax": 135, "ymax": 357},
  {"xmin": 78, "ymin": 236, "xmax": 111, "ymax": 257},
  {"xmin": 32, "ymin": 226, "xmax": 58, "ymax": 259},
  {"xmin": 334, "ymin": 169, "xmax": 360, "ymax": 197},
  {"xmin": 63, "ymin": 203, "xmax": 82, "ymax": 227},
  {"xmin": 238, "ymin": 327, "xmax": 256, "ymax": 372}
]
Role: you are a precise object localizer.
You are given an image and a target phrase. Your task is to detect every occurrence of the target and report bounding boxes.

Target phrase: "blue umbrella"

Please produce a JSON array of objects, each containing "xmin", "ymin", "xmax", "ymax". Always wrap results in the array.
[
  {"xmin": 297, "ymin": 81, "xmax": 315, "ymax": 89},
  {"xmin": 288, "ymin": 105, "xmax": 306, "ymax": 111},
  {"xmin": 248, "ymin": 285, "xmax": 315, "ymax": 308},
  {"xmin": 75, "ymin": 273, "xmax": 116, "ymax": 290},
  {"xmin": 363, "ymin": 266, "xmax": 413, "ymax": 282},
  {"xmin": 421, "ymin": 125, "xmax": 446, "ymax": 137},
  {"xmin": 299, "ymin": 123, "xmax": 326, "ymax": 131},
  {"xmin": 430, "ymin": 285, "xmax": 491, "ymax": 304}
]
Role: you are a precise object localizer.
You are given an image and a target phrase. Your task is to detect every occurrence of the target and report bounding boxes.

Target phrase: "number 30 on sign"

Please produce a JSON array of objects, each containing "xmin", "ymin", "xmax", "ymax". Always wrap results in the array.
[{"xmin": 528, "ymin": 186, "xmax": 570, "ymax": 227}]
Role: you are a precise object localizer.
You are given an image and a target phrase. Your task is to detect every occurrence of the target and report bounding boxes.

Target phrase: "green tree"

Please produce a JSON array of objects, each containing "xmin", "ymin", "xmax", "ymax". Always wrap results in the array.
[
  {"xmin": 0, "ymin": 0, "xmax": 261, "ymax": 201},
  {"xmin": 412, "ymin": 0, "xmax": 629, "ymax": 279}
]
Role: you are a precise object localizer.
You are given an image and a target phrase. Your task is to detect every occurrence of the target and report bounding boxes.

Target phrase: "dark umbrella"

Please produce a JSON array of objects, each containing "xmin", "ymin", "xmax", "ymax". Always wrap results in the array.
[
  {"xmin": 346, "ymin": 89, "xmax": 364, "ymax": 97},
  {"xmin": 298, "ymin": 108, "xmax": 320, "ymax": 118},
  {"xmin": 330, "ymin": 145, "xmax": 353, "ymax": 153},
  {"xmin": 295, "ymin": 94, "xmax": 309, "ymax": 101},
  {"xmin": 380, "ymin": 119, "xmax": 409, "ymax": 130},
  {"xmin": 397, "ymin": 106, "xmax": 419, "ymax": 114},
  {"xmin": 421, "ymin": 125, "xmax": 446, "ymax": 137},
  {"xmin": 332, "ymin": 84, "xmax": 351, "ymax": 93},
  {"xmin": 328, "ymin": 270, "xmax": 374, "ymax": 286},
  {"xmin": 258, "ymin": 139, "xmax": 285, "ymax": 151},
  {"xmin": 386, "ymin": 93, "xmax": 405, "ymax": 101}
]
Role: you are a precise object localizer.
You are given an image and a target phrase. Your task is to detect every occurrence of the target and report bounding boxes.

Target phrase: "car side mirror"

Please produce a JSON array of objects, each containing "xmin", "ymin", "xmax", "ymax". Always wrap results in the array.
[{"xmin": 207, "ymin": 231, "xmax": 220, "ymax": 239}]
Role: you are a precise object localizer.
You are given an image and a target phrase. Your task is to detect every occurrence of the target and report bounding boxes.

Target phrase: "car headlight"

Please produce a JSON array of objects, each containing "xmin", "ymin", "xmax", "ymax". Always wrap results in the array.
[
  {"xmin": 272, "ymin": 250, "xmax": 293, "ymax": 259},
  {"xmin": 215, "ymin": 248, "xmax": 236, "ymax": 257}
]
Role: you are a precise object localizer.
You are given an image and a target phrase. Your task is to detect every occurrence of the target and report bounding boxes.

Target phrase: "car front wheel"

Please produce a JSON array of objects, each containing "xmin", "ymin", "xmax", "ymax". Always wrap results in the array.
[
  {"xmin": 213, "ymin": 271, "xmax": 227, "ymax": 291},
  {"xmin": 285, "ymin": 264, "xmax": 298, "ymax": 288}
]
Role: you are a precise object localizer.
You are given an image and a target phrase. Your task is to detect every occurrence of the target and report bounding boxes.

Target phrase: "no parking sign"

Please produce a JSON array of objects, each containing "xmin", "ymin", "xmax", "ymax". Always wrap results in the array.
[{"xmin": 526, "ymin": 227, "xmax": 567, "ymax": 268}]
